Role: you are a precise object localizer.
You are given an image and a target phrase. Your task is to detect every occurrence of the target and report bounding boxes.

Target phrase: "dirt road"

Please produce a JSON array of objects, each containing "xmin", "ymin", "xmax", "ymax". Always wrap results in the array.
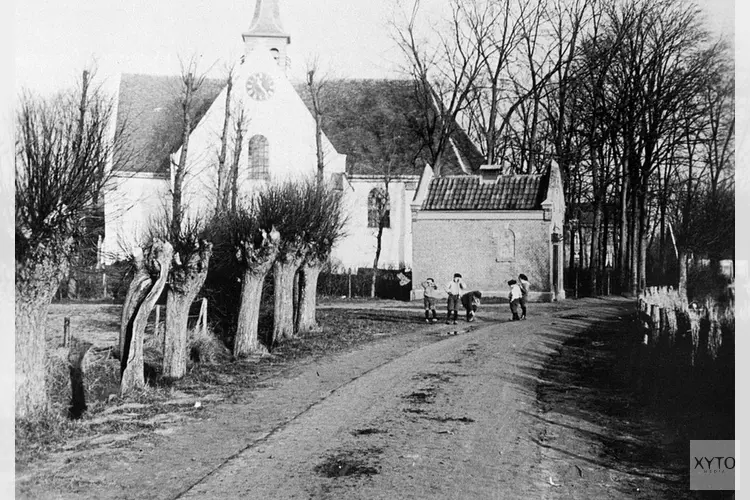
[{"xmin": 19, "ymin": 298, "xmax": 634, "ymax": 499}]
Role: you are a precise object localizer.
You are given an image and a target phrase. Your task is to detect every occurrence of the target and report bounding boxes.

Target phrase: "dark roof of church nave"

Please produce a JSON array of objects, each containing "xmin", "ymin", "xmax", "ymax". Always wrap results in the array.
[
  {"xmin": 114, "ymin": 73, "xmax": 226, "ymax": 174},
  {"xmin": 114, "ymin": 74, "xmax": 485, "ymax": 177},
  {"xmin": 294, "ymin": 79, "xmax": 485, "ymax": 176},
  {"xmin": 422, "ymin": 173, "xmax": 549, "ymax": 211}
]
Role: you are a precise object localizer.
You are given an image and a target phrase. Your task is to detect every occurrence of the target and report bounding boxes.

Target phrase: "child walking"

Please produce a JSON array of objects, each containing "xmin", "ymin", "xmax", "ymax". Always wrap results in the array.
[
  {"xmin": 421, "ymin": 278, "xmax": 440, "ymax": 323},
  {"xmin": 518, "ymin": 273, "xmax": 530, "ymax": 320},
  {"xmin": 508, "ymin": 279, "xmax": 523, "ymax": 321},
  {"xmin": 445, "ymin": 273, "xmax": 466, "ymax": 325},
  {"xmin": 461, "ymin": 290, "xmax": 482, "ymax": 322}
]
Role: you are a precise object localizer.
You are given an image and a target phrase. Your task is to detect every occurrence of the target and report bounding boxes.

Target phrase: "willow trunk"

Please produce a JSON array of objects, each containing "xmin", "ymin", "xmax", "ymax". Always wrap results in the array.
[
  {"xmin": 163, "ymin": 243, "xmax": 212, "ymax": 380},
  {"xmin": 119, "ymin": 264, "xmax": 150, "ymax": 357},
  {"xmin": 16, "ymin": 257, "xmax": 67, "ymax": 418},
  {"xmin": 296, "ymin": 261, "xmax": 322, "ymax": 334},
  {"xmin": 121, "ymin": 242, "xmax": 173, "ymax": 395},
  {"xmin": 273, "ymin": 258, "xmax": 303, "ymax": 344},
  {"xmin": 163, "ymin": 290, "xmax": 192, "ymax": 380},
  {"xmin": 234, "ymin": 268, "xmax": 271, "ymax": 357}
]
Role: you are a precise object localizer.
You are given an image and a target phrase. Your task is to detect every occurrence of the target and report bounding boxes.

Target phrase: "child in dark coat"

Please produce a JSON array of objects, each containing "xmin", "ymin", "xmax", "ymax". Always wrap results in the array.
[
  {"xmin": 461, "ymin": 290, "xmax": 482, "ymax": 322},
  {"xmin": 518, "ymin": 273, "xmax": 530, "ymax": 320}
]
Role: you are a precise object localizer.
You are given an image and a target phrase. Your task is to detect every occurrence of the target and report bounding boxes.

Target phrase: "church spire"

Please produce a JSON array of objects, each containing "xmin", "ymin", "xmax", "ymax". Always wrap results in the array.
[
  {"xmin": 242, "ymin": 0, "xmax": 291, "ymax": 72},
  {"xmin": 243, "ymin": 0, "xmax": 290, "ymax": 44}
]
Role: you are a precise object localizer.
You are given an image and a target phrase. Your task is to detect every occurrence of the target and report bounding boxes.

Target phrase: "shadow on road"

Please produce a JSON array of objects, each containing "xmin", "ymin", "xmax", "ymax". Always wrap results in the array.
[{"xmin": 531, "ymin": 311, "xmax": 734, "ymax": 499}]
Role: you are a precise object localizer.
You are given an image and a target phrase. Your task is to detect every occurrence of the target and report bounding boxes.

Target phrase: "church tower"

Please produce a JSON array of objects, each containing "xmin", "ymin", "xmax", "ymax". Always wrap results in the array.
[{"xmin": 242, "ymin": 0, "xmax": 291, "ymax": 73}]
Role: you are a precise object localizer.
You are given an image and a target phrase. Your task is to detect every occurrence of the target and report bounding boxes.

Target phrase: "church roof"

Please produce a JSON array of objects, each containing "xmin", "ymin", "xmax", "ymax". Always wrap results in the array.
[
  {"xmin": 114, "ymin": 74, "xmax": 485, "ymax": 177},
  {"xmin": 294, "ymin": 79, "xmax": 484, "ymax": 177},
  {"xmin": 114, "ymin": 73, "xmax": 225, "ymax": 174},
  {"xmin": 421, "ymin": 173, "xmax": 548, "ymax": 211}
]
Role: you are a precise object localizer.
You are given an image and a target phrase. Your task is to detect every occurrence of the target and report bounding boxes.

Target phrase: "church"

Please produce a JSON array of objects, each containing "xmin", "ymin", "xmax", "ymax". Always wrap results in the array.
[{"xmin": 103, "ymin": 0, "xmax": 566, "ymax": 300}]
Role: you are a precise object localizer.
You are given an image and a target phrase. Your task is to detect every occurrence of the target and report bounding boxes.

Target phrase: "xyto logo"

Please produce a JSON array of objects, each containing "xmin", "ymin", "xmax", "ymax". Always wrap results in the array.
[
  {"xmin": 690, "ymin": 440, "xmax": 736, "ymax": 490},
  {"xmin": 693, "ymin": 456, "xmax": 735, "ymax": 474}
]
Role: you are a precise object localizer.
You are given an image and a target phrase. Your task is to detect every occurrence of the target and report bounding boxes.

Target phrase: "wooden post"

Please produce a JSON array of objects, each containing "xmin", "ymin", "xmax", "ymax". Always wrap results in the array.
[
  {"xmin": 68, "ymin": 338, "xmax": 93, "ymax": 418},
  {"xmin": 200, "ymin": 297, "xmax": 208, "ymax": 337},
  {"xmin": 102, "ymin": 272, "xmax": 108, "ymax": 299},
  {"xmin": 659, "ymin": 307, "xmax": 669, "ymax": 347},
  {"xmin": 650, "ymin": 304, "xmax": 660, "ymax": 346},
  {"xmin": 688, "ymin": 309, "xmax": 701, "ymax": 367},
  {"xmin": 63, "ymin": 317, "xmax": 70, "ymax": 347},
  {"xmin": 348, "ymin": 271, "xmax": 352, "ymax": 299}
]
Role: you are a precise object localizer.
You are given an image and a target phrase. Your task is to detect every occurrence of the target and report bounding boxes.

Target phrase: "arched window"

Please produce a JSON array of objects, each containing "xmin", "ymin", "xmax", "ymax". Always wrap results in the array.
[
  {"xmin": 248, "ymin": 135, "xmax": 269, "ymax": 181},
  {"xmin": 270, "ymin": 48, "xmax": 280, "ymax": 64},
  {"xmin": 367, "ymin": 188, "xmax": 390, "ymax": 228},
  {"xmin": 495, "ymin": 228, "xmax": 516, "ymax": 262}
]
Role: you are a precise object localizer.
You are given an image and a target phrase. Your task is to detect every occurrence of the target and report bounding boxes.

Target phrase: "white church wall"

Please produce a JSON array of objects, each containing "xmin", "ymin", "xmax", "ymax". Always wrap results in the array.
[
  {"xmin": 331, "ymin": 178, "xmax": 416, "ymax": 271},
  {"xmin": 103, "ymin": 173, "xmax": 171, "ymax": 262}
]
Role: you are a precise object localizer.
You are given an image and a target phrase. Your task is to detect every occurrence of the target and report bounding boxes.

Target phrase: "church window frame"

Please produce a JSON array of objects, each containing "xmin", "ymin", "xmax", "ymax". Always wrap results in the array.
[
  {"xmin": 367, "ymin": 187, "xmax": 390, "ymax": 229},
  {"xmin": 248, "ymin": 135, "xmax": 270, "ymax": 181}
]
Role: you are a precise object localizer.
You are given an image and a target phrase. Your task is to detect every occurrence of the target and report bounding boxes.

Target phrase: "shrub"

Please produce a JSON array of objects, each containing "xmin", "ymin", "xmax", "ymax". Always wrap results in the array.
[{"xmin": 686, "ymin": 263, "xmax": 732, "ymax": 304}]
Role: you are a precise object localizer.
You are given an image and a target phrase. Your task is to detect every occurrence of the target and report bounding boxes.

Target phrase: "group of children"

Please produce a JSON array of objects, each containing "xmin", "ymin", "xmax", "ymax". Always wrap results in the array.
[
  {"xmin": 507, "ymin": 274, "xmax": 530, "ymax": 321},
  {"xmin": 420, "ymin": 273, "xmax": 530, "ymax": 324},
  {"xmin": 421, "ymin": 274, "xmax": 482, "ymax": 325}
]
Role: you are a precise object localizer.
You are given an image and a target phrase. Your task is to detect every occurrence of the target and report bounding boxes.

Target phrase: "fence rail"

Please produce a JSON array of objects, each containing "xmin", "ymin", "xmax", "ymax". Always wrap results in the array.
[{"xmin": 637, "ymin": 285, "xmax": 733, "ymax": 367}]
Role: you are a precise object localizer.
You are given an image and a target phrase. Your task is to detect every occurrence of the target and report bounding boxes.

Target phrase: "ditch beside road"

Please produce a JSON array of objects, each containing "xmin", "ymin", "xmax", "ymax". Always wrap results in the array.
[{"xmin": 19, "ymin": 297, "xmax": 713, "ymax": 499}]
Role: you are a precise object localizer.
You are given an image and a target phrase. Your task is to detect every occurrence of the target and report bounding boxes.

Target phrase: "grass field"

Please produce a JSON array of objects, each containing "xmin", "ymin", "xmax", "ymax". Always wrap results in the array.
[{"xmin": 21, "ymin": 299, "xmax": 441, "ymax": 466}]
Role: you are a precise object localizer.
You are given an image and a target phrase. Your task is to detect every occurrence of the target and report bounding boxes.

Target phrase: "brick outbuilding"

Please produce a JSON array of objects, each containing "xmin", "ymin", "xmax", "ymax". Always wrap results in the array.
[{"xmin": 410, "ymin": 162, "xmax": 566, "ymax": 301}]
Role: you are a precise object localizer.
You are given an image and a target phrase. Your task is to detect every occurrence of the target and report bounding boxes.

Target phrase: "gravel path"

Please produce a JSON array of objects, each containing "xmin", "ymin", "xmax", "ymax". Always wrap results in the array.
[{"xmin": 19, "ymin": 298, "xmax": 634, "ymax": 499}]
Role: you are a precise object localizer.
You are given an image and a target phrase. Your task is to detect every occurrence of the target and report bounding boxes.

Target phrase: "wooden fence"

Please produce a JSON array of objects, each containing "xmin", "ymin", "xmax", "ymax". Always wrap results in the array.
[{"xmin": 637, "ymin": 286, "xmax": 734, "ymax": 369}]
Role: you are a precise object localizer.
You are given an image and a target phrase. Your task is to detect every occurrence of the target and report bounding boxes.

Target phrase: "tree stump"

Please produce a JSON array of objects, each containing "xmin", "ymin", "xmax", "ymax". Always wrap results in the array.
[{"xmin": 68, "ymin": 337, "xmax": 93, "ymax": 419}]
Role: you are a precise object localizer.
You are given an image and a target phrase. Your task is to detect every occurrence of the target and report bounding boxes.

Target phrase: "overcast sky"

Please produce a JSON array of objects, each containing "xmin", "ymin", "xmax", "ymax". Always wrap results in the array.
[{"xmin": 14, "ymin": 0, "xmax": 735, "ymax": 96}]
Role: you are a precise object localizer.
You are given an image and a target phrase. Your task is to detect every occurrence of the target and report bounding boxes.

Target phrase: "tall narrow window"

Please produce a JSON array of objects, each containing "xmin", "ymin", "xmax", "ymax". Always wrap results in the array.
[
  {"xmin": 367, "ymin": 188, "xmax": 390, "ymax": 228},
  {"xmin": 248, "ymin": 135, "xmax": 269, "ymax": 181},
  {"xmin": 495, "ymin": 228, "xmax": 516, "ymax": 262}
]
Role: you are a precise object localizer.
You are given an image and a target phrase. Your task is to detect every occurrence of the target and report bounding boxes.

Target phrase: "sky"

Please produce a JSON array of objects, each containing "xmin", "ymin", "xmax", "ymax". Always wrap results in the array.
[{"xmin": 13, "ymin": 0, "xmax": 736, "ymax": 97}]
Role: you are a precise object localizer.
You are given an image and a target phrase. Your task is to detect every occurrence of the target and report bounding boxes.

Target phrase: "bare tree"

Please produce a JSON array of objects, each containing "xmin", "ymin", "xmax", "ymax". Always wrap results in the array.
[
  {"xmin": 229, "ymin": 200, "xmax": 280, "ymax": 356},
  {"xmin": 229, "ymin": 105, "xmax": 248, "ymax": 214},
  {"xmin": 369, "ymin": 182, "xmax": 391, "ymax": 299},
  {"xmin": 461, "ymin": 0, "xmax": 535, "ymax": 165},
  {"xmin": 171, "ymin": 56, "xmax": 207, "ymax": 236},
  {"xmin": 120, "ymin": 241, "xmax": 173, "ymax": 394},
  {"xmin": 390, "ymin": 0, "xmax": 483, "ymax": 175},
  {"xmin": 15, "ymin": 69, "xmax": 118, "ymax": 417},
  {"xmin": 270, "ymin": 180, "xmax": 318, "ymax": 343},
  {"xmin": 296, "ymin": 182, "xmax": 347, "ymax": 333},
  {"xmin": 216, "ymin": 65, "xmax": 236, "ymax": 214},
  {"xmin": 305, "ymin": 57, "xmax": 330, "ymax": 184},
  {"xmin": 159, "ymin": 56, "xmax": 215, "ymax": 380}
]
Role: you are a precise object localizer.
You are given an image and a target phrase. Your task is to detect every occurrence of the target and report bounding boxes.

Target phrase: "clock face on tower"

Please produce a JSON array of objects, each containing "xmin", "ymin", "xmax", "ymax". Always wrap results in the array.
[{"xmin": 246, "ymin": 72, "xmax": 277, "ymax": 101}]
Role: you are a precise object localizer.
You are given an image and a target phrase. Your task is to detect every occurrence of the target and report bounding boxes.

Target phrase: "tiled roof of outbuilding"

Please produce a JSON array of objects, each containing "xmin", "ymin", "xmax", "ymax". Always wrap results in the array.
[
  {"xmin": 114, "ymin": 74, "xmax": 225, "ymax": 174},
  {"xmin": 422, "ymin": 174, "xmax": 548, "ymax": 211}
]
